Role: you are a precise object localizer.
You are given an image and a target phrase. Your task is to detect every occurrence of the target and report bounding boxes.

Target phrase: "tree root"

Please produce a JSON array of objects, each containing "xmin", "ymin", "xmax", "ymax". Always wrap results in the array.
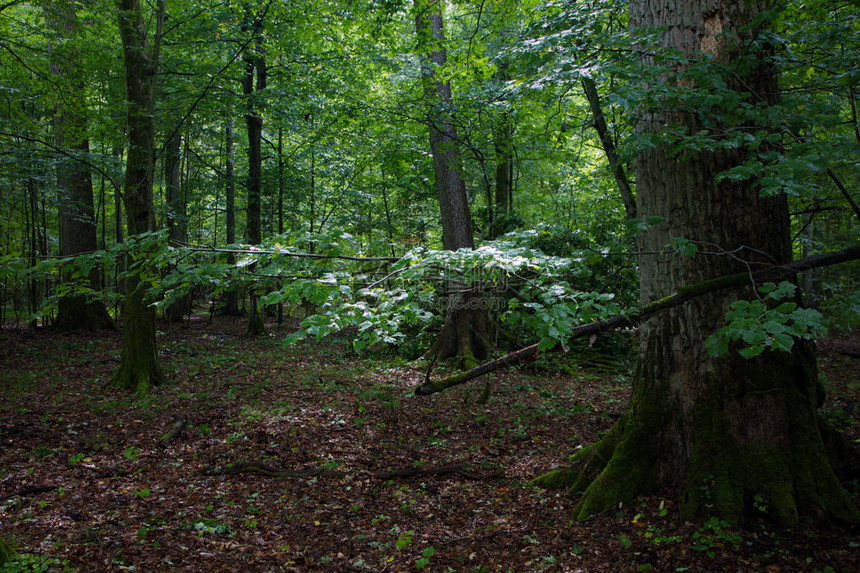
[{"xmin": 201, "ymin": 461, "xmax": 504, "ymax": 481}]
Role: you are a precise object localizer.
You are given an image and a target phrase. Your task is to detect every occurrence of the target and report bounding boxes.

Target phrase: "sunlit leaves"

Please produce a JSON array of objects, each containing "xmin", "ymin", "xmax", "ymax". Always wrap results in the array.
[{"xmin": 705, "ymin": 282, "xmax": 827, "ymax": 358}]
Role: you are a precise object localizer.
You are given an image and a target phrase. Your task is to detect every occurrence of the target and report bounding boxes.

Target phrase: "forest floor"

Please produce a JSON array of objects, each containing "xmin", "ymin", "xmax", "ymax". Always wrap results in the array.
[{"xmin": 1, "ymin": 313, "xmax": 859, "ymax": 573}]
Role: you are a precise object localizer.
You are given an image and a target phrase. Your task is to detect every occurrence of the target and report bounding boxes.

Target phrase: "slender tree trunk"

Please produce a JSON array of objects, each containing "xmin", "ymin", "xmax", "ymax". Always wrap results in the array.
[
  {"xmin": 242, "ymin": 13, "xmax": 266, "ymax": 336},
  {"xmin": 110, "ymin": 0, "xmax": 166, "ymax": 392},
  {"xmin": 536, "ymin": 0, "xmax": 858, "ymax": 526},
  {"xmin": 26, "ymin": 177, "xmax": 41, "ymax": 327},
  {"xmin": 277, "ymin": 125, "xmax": 284, "ymax": 325},
  {"xmin": 490, "ymin": 112, "xmax": 514, "ymax": 238},
  {"xmin": 113, "ymin": 146, "xmax": 126, "ymax": 318},
  {"xmin": 582, "ymin": 76, "xmax": 636, "ymax": 220},
  {"xmin": 221, "ymin": 117, "xmax": 241, "ymax": 316},
  {"xmin": 164, "ymin": 128, "xmax": 189, "ymax": 323}
]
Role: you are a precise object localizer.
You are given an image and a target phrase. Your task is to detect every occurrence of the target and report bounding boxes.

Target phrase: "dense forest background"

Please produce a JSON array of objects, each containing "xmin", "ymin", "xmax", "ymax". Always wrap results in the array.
[
  {"xmin": 0, "ymin": 0, "xmax": 856, "ymax": 335},
  {"xmin": 1, "ymin": 0, "xmax": 860, "ymax": 570}
]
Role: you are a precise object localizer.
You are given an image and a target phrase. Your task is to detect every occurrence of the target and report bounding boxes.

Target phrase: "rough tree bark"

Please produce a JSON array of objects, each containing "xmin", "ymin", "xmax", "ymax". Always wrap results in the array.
[
  {"xmin": 415, "ymin": 0, "xmax": 490, "ymax": 368},
  {"xmin": 243, "ymin": 10, "xmax": 266, "ymax": 336},
  {"xmin": 46, "ymin": 0, "xmax": 114, "ymax": 331},
  {"xmin": 110, "ymin": 0, "xmax": 166, "ymax": 392},
  {"xmin": 534, "ymin": 0, "xmax": 860, "ymax": 525}
]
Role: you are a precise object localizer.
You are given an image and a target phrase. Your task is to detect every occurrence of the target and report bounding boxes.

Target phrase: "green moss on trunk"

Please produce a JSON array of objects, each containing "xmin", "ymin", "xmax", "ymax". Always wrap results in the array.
[
  {"xmin": 535, "ymin": 341, "xmax": 860, "ymax": 526},
  {"xmin": 110, "ymin": 277, "xmax": 165, "ymax": 392}
]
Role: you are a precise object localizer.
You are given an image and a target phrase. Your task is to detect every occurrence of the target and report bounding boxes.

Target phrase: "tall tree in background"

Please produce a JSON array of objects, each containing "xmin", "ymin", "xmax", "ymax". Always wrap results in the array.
[
  {"xmin": 243, "ymin": 5, "xmax": 267, "ymax": 336},
  {"xmin": 221, "ymin": 116, "xmax": 241, "ymax": 316},
  {"xmin": 536, "ymin": 0, "xmax": 859, "ymax": 525},
  {"xmin": 414, "ymin": 0, "xmax": 473, "ymax": 252},
  {"xmin": 110, "ymin": 0, "xmax": 166, "ymax": 392},
  {"xmin": 164, "ymin": 128, "xmax": 189, "ymax": 322},
  {"xmin": 415, "ymin": 0, "xmax": 492, "ymax": 368},
  {"xmin": 45, "ymin": 0, "xmax": 114, "ymax": 331}
]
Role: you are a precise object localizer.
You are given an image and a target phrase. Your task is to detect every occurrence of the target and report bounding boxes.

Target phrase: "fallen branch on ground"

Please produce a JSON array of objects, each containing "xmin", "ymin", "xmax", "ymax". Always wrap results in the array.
[
  {"xmin": 157, "ymin": 416, "xmax": 185, "ymax": 448},
  {"xmin": 0, "ymin": 485, "xmax": 57, "ymax": 501},
  {"xmin": 414, "ymin": 244, "xmax": 860, "ymax": 396},
  {"xmin": 202, "ymin": 462, "xmax": 348, "ymax": 478},
  {"xmin": 201, "ymin": 461, "xmax": 504, "ymax": 481}
]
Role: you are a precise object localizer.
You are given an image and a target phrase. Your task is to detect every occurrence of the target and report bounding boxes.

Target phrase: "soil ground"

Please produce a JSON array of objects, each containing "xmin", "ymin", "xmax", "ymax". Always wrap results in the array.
[{"xmin": 1, "ymin": 314, "xmax": 858, "ymax": 572}]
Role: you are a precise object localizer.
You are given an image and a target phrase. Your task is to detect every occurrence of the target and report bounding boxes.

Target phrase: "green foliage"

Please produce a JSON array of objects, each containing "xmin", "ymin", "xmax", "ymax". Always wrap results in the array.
[
  {"xmin": 706, "ymin": 282, "xmax": 828, "ymax": 358},
  {"xmin": 415, "ymin": 546, "xmax": 435, "ymax": 570},
  {"xmin": 690, "ymin": 518, "xmax": 742, "ymax": 557},
  {"xmin": 394, "ymin": 529, "xmax": 413, "ymax": 551},
  {"xmin": 0, "ymin": 552, "xmax": 71, "ymax": 573},
  {"xmin": 278, "ymin": 231, "xmax": 626, "ymax": 355}
]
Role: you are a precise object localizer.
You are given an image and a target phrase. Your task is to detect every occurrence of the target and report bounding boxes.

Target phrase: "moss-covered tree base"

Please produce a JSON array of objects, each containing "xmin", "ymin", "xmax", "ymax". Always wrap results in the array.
[
  {"xmin": 534, "ymin": 343, "xmax": 860, "ymax": 526},
  {"xmin": 110, "ymin": 356, "xmax": 165, "ymax": 394},
  {"xmin": 110, "ymin": 279, "xmax": 165, "ymax": 393},
  {"xmin": 427, "ymin": 293, "xmax": 492, "ymax": 370}
]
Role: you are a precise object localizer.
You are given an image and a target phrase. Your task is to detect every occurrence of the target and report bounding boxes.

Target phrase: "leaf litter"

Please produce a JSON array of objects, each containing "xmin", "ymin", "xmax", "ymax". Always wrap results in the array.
[{"xmin": 0, "ymin": 315, "xmax": 858, "ymax": 572}]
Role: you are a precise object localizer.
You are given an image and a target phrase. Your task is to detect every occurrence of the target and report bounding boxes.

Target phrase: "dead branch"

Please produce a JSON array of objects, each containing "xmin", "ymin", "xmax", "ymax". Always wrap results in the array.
[
  {"xmin": 157, "ymin": 416, "xmax": 186, "ymax": 449},
  {"xmin": 414, "ymin": 244, "xmax": 860, "ymax": 396},
  {"xmin": 373, "ymin": 464, "xmax": 504, "ymax": 481},
  {"xmin": 0, "ymin": 485, "xmax": 57, "ymax": 501},
  {"xmin": 200, "ymin": 461, "xmax": 504, "ymax": 481}
]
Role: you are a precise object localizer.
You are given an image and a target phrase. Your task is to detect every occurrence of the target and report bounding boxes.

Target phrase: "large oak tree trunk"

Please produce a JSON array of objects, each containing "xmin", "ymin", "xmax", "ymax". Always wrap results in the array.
[
  {"xmin": 535, "ymin": 0, "xmax": 859, "ymax": 525},
  {"xmin": 46, "ymin": 0, "xmax": 114, "ymax": 331},
  {"xmin": 110, "ymin": 0, "xmax": 165, "ymax": 392}
]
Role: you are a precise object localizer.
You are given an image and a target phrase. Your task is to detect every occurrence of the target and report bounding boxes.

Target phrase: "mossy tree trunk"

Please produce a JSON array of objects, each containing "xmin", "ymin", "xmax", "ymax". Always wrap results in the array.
[
  {"xmin": 46, "ymin": 0, "xmax": 114, "ymax": 332},
  {"xmin": 535, "ymin": 0, "xmax": 859, "ymax": 525},
  {"xmin": 426, "ymin": 287, "xmax": 493, "ymax": 369},
  {"xmin": 110, "ymin": 0, "xmax": 165, "ymax": 392},
  {"xmin": 415, "ymin": 0, "xmax": 489, "ymax": 366}
]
